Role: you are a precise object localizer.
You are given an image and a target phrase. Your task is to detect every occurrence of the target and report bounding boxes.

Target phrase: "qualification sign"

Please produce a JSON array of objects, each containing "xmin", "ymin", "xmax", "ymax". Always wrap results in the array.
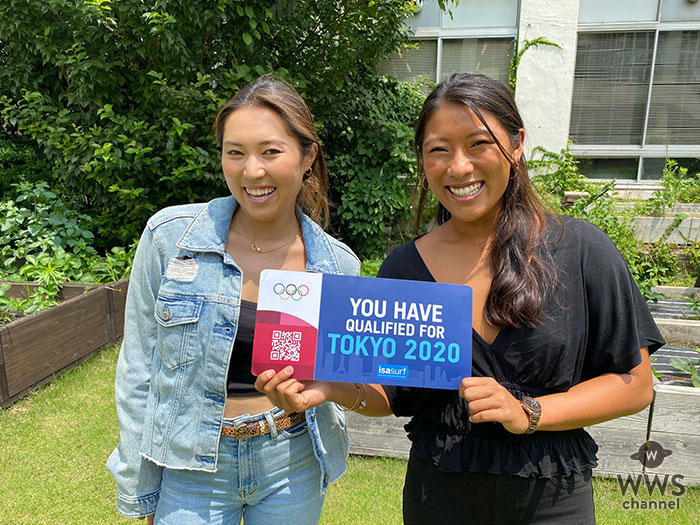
[{"xmin": 251, "ymin": 269, "xmax": 472, "ymax": 389}]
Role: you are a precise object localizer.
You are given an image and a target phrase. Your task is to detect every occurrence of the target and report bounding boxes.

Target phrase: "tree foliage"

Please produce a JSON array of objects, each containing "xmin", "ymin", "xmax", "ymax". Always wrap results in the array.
[{"xmin": 0, "ymin": 0, "xmax": 422, "ymax": 256}]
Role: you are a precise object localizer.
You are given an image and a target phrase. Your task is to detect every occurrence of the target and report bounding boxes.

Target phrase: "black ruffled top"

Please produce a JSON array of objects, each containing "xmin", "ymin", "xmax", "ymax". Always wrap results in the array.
[{"xmin": 380, "ymin": 216, "xmax": 665, "ymax": 478}]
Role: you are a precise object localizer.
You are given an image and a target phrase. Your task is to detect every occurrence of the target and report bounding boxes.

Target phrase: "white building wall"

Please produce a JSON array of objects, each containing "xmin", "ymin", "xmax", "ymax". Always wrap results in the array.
[{"xmin": 515, "ymin": 0, "xmax": 580, "ymax": 158}]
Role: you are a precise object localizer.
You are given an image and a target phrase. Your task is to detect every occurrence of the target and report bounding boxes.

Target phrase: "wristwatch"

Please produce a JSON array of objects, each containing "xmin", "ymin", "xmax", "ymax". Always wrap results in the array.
[{"xmin": 520, "ymin": 397, "xmax": 541, "ymax": 434}]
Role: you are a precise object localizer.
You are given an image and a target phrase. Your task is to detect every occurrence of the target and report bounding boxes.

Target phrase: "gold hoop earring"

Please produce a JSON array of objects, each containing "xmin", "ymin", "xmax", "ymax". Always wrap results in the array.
[
  {"xmin": 421, "ymin": 175, "xmax": 429, "ymax": 190},
  {"xmin": 303, "ymin": 168, "xmax": 312, "ymax": 180},
  {"xmin": 509, "ymin": 167, "xmax": 517, "ymax": 180}
]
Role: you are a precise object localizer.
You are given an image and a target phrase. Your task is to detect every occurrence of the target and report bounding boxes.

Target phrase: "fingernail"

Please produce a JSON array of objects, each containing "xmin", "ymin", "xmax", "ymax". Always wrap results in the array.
[{"xmin": 284, "ymin": 366, "xmax": 293, "ymax": 374}]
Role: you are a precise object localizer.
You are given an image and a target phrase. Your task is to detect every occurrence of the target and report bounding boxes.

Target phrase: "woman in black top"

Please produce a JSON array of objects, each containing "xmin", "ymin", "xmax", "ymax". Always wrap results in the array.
[{"xmin": 256, "ymin": 73, "xmax": 664, "ymax": 524}]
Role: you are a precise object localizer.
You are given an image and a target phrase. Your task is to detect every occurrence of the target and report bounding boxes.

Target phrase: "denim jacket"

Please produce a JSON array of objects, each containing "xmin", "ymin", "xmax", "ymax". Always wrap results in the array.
[{"xmin": 107, "ymin": 196, "xmax": 360, "ymax": 517}]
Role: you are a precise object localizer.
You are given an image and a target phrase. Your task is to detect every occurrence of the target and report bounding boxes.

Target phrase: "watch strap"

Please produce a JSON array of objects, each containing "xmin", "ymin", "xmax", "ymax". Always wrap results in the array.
[{"xmin": 520, "ymin": 397, "xmax": 541, "ymax": 434}]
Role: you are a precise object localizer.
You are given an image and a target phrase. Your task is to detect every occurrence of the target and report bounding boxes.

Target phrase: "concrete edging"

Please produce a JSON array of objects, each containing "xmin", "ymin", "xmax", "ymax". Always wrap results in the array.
[{"xmin": 654, "ymin": 318, "xmax": 700, "ymax": 348}]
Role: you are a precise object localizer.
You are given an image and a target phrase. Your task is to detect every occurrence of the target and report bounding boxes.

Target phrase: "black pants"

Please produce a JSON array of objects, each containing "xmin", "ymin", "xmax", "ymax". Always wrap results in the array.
[{"xmin": 403, "ymin": 448, "xmax": 595, "ymax": 525}]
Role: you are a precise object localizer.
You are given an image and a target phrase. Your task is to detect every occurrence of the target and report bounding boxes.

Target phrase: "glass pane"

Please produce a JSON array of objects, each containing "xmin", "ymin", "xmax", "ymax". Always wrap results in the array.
[
  {"xmin": 577, "ymin": 158, "xmax": 640, "ymax": 180},
  {"xmin": 660, "ymin": 0, "xmax": 700, "ymax": 22},
  {"xmin": 442, "ymin": 0, "xmax": 518, "ymax": 30},
  {"xmin": 570, "ymin": 32, "xmax": 654, "ymax": 145},
  {"xmin": 407, "ymin": 0, "xmax": 442, "ymax": 33},
  {"xmin": 379, "ymin": 40, "xmax": 437, "ymax": 83},
  {"xmin": 642, "ymin": 157, "xmax": 700, "ymax": 180},
  {"xmin": 440, "ymin": 38, "xmax": 514, "ymax": 86},
  {"xmin": 579, "ymin": 0, "xmax": 659, "ymax": 24},
  {"xmin": 646, "ymin": 31, "xmax": 700, "ymax": 145}
]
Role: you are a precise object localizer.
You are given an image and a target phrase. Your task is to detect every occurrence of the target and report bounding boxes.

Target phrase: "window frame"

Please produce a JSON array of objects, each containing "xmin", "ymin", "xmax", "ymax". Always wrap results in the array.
[{"xmin": 571, "ymin": 16, "xmax": 700, "ymax": 180}]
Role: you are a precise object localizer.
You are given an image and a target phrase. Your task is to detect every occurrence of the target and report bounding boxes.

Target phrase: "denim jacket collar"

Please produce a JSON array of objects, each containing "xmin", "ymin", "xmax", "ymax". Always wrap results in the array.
[{"xmin": 176, "ymin": 196, "xmax": 341, "ymax": 274}]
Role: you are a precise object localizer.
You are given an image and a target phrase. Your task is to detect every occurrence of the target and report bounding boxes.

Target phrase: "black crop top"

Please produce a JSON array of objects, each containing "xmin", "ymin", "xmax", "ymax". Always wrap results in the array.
[
  {"xmin": 227, "ymin": 300, "xmax": 262, "ymax": 397},
  {"xmin": 379, "ymin": 216, "xmax": 665, "ymax": 478}
]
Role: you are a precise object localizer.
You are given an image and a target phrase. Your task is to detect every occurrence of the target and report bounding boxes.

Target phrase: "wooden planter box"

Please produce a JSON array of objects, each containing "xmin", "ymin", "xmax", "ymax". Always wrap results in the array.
[
  {"xmin": 0, "ymin": 278, "xmax": 129, "ymax": 407},
  {"xmin": 346, "ymin": 383, "xmax": 700, "ymax": 486},
  {"xmin": 646, "ymin": 384, "xmax": 700, "ymax": 486}
]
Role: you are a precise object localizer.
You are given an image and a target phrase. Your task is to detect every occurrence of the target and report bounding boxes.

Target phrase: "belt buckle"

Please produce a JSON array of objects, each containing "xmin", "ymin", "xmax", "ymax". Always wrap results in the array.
[{"xmin": 234, "ymin": 422, "xmax": 249, "ymax": 439}]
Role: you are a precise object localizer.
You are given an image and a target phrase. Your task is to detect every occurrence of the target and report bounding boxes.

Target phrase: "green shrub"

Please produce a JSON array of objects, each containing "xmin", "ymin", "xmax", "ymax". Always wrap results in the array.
[
  {"xmin": 529, "ymin": 144, "xmax": 596, "ymax": 209},
  {"xmin": 0, "ymin": 180, "xmax": 97, "ymax": 279},
  {"xmin": 0, "ymin": 0, "xmax": 422, "ymax": 252},
  {"xmin": 660, "ymin": 159, "xmax": 700, "ymax": 204},
  {"xmin": 0, "ymin": 180, "xmax": 135, "ymax": 318},
  {"xmin": 682, "ymin": 243, "xmax": 700, "ymax": 279},
  {"xmin": 0, "ymin": 136, "xmax": 54, "ymax": 196},
  {"xmin": 329, "ymin": 78, "xmax": 425, "ymax": 258}
]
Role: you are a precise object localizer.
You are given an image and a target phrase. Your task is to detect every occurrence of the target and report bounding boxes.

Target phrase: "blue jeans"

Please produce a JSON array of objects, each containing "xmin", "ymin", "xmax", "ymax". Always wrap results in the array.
[{"xmin": 154, "ymin": 408, "xmax": 325, "ymax": 524}]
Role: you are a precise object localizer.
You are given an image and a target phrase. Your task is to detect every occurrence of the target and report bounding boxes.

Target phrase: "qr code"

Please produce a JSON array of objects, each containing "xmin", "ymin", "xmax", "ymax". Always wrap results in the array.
[{"xmin": 270, "ymin": 330, "xmax": 302, "ymax": 361}]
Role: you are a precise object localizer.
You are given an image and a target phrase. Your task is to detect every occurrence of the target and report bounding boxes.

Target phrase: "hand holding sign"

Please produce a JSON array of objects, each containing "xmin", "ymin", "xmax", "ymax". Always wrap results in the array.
[
  {"xmin": 255, "ymin": 365, "xmax": 334, "ymax": 414},
  {"xmin": 252, "ymin": 269, "xmax": 473, "ymax": 389}
]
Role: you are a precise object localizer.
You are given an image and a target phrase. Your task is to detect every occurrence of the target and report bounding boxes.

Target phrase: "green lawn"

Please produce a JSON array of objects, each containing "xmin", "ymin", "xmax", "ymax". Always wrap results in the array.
[{"xmin": 1, "ymin": 344, "xmax": 698, "ymax": 524}]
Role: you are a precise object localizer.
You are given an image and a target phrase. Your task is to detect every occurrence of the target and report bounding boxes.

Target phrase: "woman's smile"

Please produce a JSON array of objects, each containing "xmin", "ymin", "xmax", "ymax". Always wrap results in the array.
[
  {"xmin": 244, "ymin": 186, "xmax": 277, "ymax": 202},
  {"xmin": 447, "ymin": 182, "xmax": 484, "ymax": 199}
]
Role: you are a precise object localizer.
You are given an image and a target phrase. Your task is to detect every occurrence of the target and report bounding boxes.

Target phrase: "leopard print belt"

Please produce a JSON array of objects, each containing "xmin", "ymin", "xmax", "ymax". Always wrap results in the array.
[{"xmin": 220, "ymin": 412, "xmax": 306, "ymax": 439}]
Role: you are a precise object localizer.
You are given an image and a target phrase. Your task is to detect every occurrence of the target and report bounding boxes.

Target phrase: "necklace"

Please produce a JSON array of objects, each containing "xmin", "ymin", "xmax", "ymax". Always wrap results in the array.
[{"xmin": 236, "ymin": 221, "xmax": 300, "ymax": 254}]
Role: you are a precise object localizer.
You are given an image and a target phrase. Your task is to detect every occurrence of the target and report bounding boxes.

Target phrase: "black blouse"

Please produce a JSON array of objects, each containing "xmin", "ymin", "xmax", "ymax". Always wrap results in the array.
[{"xmin": 379, "ymin": 215, "xmax": 665, "ymax": 478}]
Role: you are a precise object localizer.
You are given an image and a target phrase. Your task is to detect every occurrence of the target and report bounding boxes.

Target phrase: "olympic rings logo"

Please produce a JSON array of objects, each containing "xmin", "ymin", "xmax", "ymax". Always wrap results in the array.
[{"xmin": 273, "ymin": 283, "xmax": 310, "ymax": 301}]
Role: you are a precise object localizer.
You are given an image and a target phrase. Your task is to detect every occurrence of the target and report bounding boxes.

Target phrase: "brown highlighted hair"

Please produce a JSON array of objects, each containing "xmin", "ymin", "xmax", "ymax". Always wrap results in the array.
[
  {"xmin": 213, "ymin": 75, "xmax": 330, "ymax": 228},
  {"xmin": 414, "ymin": 73, "xmax": 557, "ymax": 329}
]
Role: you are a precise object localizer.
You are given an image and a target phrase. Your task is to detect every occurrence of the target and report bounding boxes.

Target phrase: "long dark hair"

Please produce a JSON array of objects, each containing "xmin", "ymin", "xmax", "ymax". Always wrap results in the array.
[
  {"xmin": 414, "ymin": 73, "xmax": 556, "ymax": 329},
  {"xmin": 213, "ymin": 75, "xmax": 330, "ymax": 228}
]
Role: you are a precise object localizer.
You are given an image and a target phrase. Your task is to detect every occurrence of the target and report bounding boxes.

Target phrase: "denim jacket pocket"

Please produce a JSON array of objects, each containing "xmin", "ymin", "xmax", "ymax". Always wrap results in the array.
[{"xmin": 154, "ymin": 296, "xmax": 202, "ymax": 369}]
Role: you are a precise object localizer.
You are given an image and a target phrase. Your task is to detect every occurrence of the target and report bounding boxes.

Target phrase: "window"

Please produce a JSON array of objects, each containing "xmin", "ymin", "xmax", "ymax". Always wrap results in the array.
[
  {"xmin": 646, "ymin": 31, "xmax": 700, "ymax": 145},
  {"xmin": 440, "ymin": 38, "xmax": 513, "ymax": 85},
  {"xmin": 380, "ymin": 40, "xmax": 438, "ymax": 83},
  {"xmin": 570, "ymin": 32, "xmax": 654, "ymax": 146},
  {"xmin": 571, "ymin": 1, "xmax": 700, "ymax": 180},
  {"xmin": 379, "ymin": 1, "xmax": 517, "ymax": 92}
]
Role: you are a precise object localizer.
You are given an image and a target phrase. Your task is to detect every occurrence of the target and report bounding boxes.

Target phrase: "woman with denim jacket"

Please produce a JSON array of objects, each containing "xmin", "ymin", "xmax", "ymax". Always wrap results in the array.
[{"xmin": 107, "ymin": 75, "xmax": 360, "ymax": 524}]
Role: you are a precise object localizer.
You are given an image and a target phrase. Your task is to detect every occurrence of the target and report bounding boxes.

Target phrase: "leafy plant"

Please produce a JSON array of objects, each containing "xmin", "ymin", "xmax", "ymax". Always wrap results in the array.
[
  {"xmin": 329, "ymin": 78, "xmax": 425, "ymax": 258},
  {"xmin": 0, "ymin": 282, "xmax": 59, "ymax": 324},
  {"xmin": 670, "ymin": 348, "xmax": 700, "ymax": 387},
  {"xmin": 529, "ymin": 144, "xmax": 596, "ymax": 208},
  {"xmin": 0, "ymin": 180, "xmax": 97, "ymax": 276},
  {"xmin": 0, "ymin": 282, "xmax": 17, "ymax": 325},
  {"xmin": 360, "ymin": 258, "xmax": 384, "ymax": 278},
  {"xmin": 0, "ymin": 136, "xmax": 54, "ymax": 196},
  {"xmin": 660, "ymin": 159, "xmax": 700, "ymax": 204},
  {"xmin": 89, "ymin": 243, "xmax": 136, "ymax": 284},
  {"xmin": 683, "ymin": 295, "xmax": 700, "ymax": 321},
  {"xmin": 636, "ymin": 159, "xmax": 700, "ymax": 216},
  {"xmin": 0, "ymin": 178, "xmax": 137, "ymax": 317},
  {"xmin": 508, "ymin": 36, "xmax": 562, "ymax": 94},
  {"xmin": 0, "ymin": 0, "xmax": 423, "ymax": 252},
  {"xmin": 681, "ymin": 242, "xmax": 700, "ymax": 280}
]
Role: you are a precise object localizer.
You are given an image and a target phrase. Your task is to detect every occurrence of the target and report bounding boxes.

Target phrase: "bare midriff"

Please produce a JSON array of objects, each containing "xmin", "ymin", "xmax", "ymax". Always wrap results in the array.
[{"xmin": 223, "ymin": 395, "xmax": 276, "ymax": 419}]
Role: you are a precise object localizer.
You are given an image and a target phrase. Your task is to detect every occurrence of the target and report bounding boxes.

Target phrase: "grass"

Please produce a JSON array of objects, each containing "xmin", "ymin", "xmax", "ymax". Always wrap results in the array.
[{"xmin": 1, "ymin": 345, "xmax": 699, "ymax": 524}]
